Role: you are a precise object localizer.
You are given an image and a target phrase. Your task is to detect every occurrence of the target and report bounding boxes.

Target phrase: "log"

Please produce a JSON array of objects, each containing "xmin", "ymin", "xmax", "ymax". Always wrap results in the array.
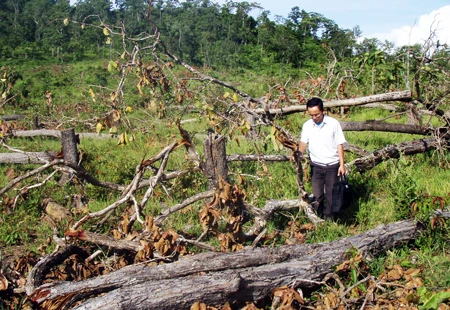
[
  {"xmin": 11, "ymin": 130, "xmax": 112, "ymax": 139},
  {"xmin": 1, "ymin": 114, "xmax": 25, "ymax": 121},
  {"xmin": 340, "ymin": 121, "xmax": 431, "ymax": 134},
  {"xmin": 348, "ymin": 138, "xmax": 437, "ymax": 173},
  {"xmin": 0, "ymin": 151, "xmax": 54, "ymax": 164},
  {"xmin": 254, "ymin": 90, "xmax": 412, "ymax": 116},
  {"xmin": 29, "ymin": 212, "xmax": 450, "ymax": 309}
]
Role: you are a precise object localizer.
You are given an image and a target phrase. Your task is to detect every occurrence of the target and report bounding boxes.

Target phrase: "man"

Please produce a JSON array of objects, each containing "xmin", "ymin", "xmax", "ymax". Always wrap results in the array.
[{"xmin": 299, "ymin": 97, "xmax": 346, "ymax": 220}]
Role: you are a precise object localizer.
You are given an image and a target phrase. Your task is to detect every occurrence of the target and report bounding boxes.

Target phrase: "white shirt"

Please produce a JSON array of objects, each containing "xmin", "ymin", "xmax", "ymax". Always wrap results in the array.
[{"xmin": 300, "ymin": 115, "xmax": 346, "ymax": 165}]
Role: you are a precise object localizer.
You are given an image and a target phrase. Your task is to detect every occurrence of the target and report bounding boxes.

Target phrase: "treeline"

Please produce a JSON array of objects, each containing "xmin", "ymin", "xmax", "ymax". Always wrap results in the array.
[
  {"xmin": 1, "ymin": 0, "xmax": 449, "ymax": 106},
  {"xmin": 0, "ymin": 0, "xmax": 396, "ymax": 69}
]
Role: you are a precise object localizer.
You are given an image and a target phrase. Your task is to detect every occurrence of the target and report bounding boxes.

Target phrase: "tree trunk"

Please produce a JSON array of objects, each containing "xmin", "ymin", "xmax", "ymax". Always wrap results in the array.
[
  {"xmin": 11, "ymin": 130, "xmax": 112, "ymax": 139},
  {"xmin": 1, "ymin": 114, "xmax": 25, "ymax": 121},
  {"xmin": 28, "ymin": 213, "xmax": 448, "ymax": 310},
  {"xmin": 340, "ymin": 121, "xmax": 431, "ymax": 134},
  {"xmin": 59, "ymin": 129, "xmax": 79, "ymax": 185},
  {"xmin": 254, "ymin": 90, "xmax": 412, "ymax": 116},
  {"xmin": 203, "ymin": 133, "xmax": 229, "ymax": 189},
  {"xmin": 0, "ymin": 152, "xmax": 54, "ymax": 164},
  {"xmin": 349, "ymin": 138, "xmax": 437, "ymax": 172}
]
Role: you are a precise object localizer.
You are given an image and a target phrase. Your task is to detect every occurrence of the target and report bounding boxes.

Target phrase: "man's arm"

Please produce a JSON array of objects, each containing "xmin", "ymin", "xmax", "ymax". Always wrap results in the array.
[
  {"xmin": 299, "ymin": 141, "xmax": 307, "ymax": 154},
  {"xmin": 337, "ymin": 144, "xmax": 346, "ymax": 176}
]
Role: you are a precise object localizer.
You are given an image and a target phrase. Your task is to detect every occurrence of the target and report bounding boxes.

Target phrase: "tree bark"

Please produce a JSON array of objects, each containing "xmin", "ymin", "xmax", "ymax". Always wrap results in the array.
[
  {"xmin": 59, "ymin": 129, "xmax": 79, "ymax": 185},
  {"xmin": 203, "ymin": 133, "xmax": 229, "ymax": 189},
  {"xmin": 1, "ymin": 114, "xmax": 25, "ymax": 121},
  {"xmin": 11, "ymin": 130, "xmax": 112, "ymax": 139},
  {"xmin": 28, "ymin": 213, "xmax": 449, "ymax": 310},
  {"xmin": 254, "ymin": 90, "xmax": 412, "ymax": 116},
  {"xmin": 340, "ymin": 121, "xmax": 431, "ymax": 134},
  {"xmin": 348, "ymin": 138, "xmax": 437, "ymax": 172},
  {"xmin": 0, "ymin": 151, "xmax": 54, "ymax": 164}
]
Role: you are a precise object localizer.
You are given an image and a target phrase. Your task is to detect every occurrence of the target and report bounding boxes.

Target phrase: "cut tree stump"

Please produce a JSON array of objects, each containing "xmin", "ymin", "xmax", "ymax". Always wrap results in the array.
[
  {"xmin": 203, "ymin": 132, "xmax": 229, "ymax": 189},
  {"xmin": 59, "ymin": 128, "xmax": 79, "ymax": 185},
  {"xmin": 27, "ymin": 212, "xmax": 449, "ymax": 310}
]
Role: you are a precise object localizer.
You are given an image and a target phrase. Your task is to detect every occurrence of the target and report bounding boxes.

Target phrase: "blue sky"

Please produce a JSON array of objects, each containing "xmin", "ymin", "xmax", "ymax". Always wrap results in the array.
[{"xmin": 216, "ymin": 0, "xmax": 450, "ymax": 47}]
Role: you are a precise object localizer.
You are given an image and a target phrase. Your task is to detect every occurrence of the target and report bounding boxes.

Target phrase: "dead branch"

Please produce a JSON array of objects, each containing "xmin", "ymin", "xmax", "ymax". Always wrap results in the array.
[
  {"xmin": 138, "ymin": 142, "xmax": 176, "ymax": 209},
  {"xmin": 1, "ymin": 114, "xmax": 25, "ymax": 121},
  {"xmin": 227, "ymin": 154, "xmax": 290, "ymax": 162},
  {"xmin": 63, "ymin": 230, "xmax": 144, "ymax": 253},
  {"xmin": 244, "ymin": 199, "xmax": 322, "ymax": 236},
  {"xmin": 154, "ymin": 190, "xmax": 215, "ymax": 225},
  {"xmin": 11, "ymin": 130, "xmax": 113, "ymax": 139},
  {"xmin": 0, "ymin": 152, "xmax": 54, "ymax": 164},
  {"xmin": 253, "ymin": 90, "xmax": 412, "ymax": 116},
  {"xmin": 340, "ymin": 121, "xmax": 434, "ymax": 134},
  {"xmin": 0, "ymin": 159, "xmax": 64, "ymax": 196},
  {"xmin": 347, "ymin": 138, "xmax": 439, "ymax": 173},
  {"xmin": 70, "ymin": 167, "xmax": 145, "ymax": 230},
  {"xmin": 25, "ymin": 244, "xmax": 89, "ymax": 295}
]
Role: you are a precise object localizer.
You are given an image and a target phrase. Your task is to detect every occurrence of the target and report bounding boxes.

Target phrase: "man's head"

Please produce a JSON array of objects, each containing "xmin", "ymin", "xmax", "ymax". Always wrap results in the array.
[{"xmin": 306, "ymin": 97, "xmax": 324, "ymax": 124}]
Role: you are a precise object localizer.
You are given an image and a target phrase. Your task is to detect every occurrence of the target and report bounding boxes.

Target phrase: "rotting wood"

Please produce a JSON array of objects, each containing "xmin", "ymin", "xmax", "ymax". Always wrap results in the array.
[{"xmin": 28, "ymin": 212, "xmax": 450, "ymax": 309}]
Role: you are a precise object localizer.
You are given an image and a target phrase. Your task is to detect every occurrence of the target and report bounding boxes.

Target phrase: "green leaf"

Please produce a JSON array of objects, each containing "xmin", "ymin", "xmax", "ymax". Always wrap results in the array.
[
  {"xmin": 109, "ymin": 126, "xmax": 118, "ymax": 137},
  {"xmin": 419, "ymin": 290, "xmax": 450, "ymax": 310}
]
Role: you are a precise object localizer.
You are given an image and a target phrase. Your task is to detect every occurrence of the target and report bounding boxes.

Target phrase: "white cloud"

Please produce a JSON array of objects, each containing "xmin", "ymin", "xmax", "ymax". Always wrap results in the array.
[{"xmin": 368, "ymin": 5, "xmax": 450, "ymax": 47}]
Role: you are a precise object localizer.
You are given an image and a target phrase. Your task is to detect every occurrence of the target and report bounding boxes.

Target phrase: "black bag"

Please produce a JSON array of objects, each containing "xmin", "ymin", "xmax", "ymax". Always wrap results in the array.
[{"xmin": 332, "ymin": 175, "xmax": 352, "ymax": 213}]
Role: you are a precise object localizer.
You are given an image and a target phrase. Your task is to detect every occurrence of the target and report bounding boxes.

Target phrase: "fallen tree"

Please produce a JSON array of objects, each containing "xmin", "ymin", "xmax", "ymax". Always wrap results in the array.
[
  {"xmin": 27, "ymin": 210, "xmax": 449, "ymax": 309},
  {"xmin": 254, "ymin": 90, "xmax": 412, "ymax": 116}
]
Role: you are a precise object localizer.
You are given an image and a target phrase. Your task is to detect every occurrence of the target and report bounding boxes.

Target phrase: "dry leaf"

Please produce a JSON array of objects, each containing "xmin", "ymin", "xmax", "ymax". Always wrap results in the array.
[{"xmin": 0, "ymin": 272, "xmax": 8, "ymax": 291}]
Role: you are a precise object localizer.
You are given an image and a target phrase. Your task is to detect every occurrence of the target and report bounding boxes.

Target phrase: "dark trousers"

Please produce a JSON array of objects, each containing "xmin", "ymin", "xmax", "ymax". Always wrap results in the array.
[{"xmin": 310, "ymin": 163, "xmax": 339, "ymax": 217}]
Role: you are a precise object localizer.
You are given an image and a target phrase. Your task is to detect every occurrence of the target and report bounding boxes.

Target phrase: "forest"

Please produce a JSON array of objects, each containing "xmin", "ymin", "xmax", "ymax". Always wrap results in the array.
[{"xmin": 1, "ymin": 0, "xmax": 450, "ymax": 309}]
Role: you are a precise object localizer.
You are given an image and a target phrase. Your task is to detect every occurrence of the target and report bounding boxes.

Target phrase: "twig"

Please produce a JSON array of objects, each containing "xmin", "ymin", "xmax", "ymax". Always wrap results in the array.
[
  {"xmin": 251, "ymin": 228, "xmax": 267, "ymax": 247},
  {"xmin": 71, "ymin": 167, "xmax": 145, "ymax": 230},
  {"xmin": 178, "ymin": 236, "xmax": 216, "ymax": 251},
  {"xmin": 85, "ymin": 250, "xmax": 103, "ymax": 264},
  {"xmin": 131, "ymin": 195, "xmax": 144, "ymax": 224},
  {"xmin": 12, "ymin": 170, "xmax": 58, "ymax": 209},
  {"xmin": 139, "ymin": 142, "xmax": 176, "ymax": 209},
  {"xmin": 341, "ymin": 275, "xmax": 375, "ymax": 297},
  {"xmin": 154, "ymin": 190, "xmax": 215, "ymax": 225},
  {"xmin": 0, "ymin": 159, "xmax": 64, "ymax": 196}
]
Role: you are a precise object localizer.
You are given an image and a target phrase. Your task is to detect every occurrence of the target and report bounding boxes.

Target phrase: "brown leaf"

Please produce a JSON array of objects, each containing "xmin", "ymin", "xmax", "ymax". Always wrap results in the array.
[
  {"xmin": 4, "ymin": 167, "xmax": 16, "ymax": 179},
  {"xmin": 0, "ymin": 272, "xmax": 8, "ymax": 291},
  {"xmin": 241, "ymin": 303, "xmax": 262, "ymax": 310},
  {"xmin": 387, "ymin": 265, "xmax": 403, "ymax": 280},
  {"xmin": 220, "ymin": 302, "xmax": 232, "ymax": 310},
  {"xmin": 190, "ymin": 301, "xmax": 207, "ymax": 310}
]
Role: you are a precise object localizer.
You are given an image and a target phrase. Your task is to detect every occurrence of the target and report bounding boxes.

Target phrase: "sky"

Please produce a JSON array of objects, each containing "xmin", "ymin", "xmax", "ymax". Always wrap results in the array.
[{"xmin": 216, "ymin": 0, "xmax": 450, "ymax": 47}]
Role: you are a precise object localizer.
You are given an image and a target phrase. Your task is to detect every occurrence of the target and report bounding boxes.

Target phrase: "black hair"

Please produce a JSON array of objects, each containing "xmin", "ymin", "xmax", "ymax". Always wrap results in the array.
[{"xmin": 306, "ymin": 97, "xmax": 324, "ymax": 111}]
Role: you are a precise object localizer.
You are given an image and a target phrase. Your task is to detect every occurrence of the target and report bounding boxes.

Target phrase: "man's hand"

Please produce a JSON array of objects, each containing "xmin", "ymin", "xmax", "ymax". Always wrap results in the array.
[
  {"xmin": 338, "ymin": 164, "xmax": 346, "ymax": 176},
  {"xmin": 293, "ymin": 150, "xmax": 303, "ymax": 163}
]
